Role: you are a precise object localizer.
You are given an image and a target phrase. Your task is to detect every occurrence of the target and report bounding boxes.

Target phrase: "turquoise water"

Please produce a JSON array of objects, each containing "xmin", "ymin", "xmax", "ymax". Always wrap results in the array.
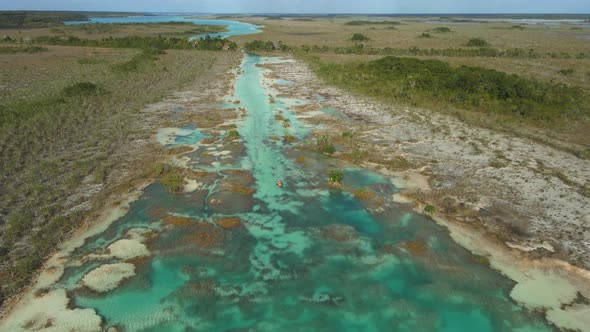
[
  {"xmin": 55, "ymin": 54, "xmax": 555, "ymax": 331},
  {"xmin": 65, "ymin": 16, "xmax": 262, "ymax": 39},
  {"xmin": 170, "ymin": 124, "xmax": 210, "ymax": 147}
]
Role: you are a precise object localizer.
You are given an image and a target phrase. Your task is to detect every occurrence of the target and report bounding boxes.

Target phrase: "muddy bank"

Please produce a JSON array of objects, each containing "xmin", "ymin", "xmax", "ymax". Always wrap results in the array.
[{"xmin": 265, "ymin": 55, "xmax": 590, "ymax": 331}]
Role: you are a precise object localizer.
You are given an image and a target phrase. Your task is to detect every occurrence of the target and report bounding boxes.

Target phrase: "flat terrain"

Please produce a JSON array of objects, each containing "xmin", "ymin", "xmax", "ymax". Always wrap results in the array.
[
  {"xmin": 0, "ymin": 33, "xmax": 240, "ymax": 306},
  {"xmin": 232, "ymin": 16, "xmax": 590, "ymax": 90},
  {"xmin": 1, "ymin": 22, "xmax": 226, "ymax": 41}
]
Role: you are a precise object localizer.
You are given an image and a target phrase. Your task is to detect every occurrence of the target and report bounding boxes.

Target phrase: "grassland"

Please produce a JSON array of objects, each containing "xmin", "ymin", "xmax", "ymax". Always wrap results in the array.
[
  {"xmin": 236, "ymin": 16, "xmax": 590, "ymax": 153},
  {"xmin": 233, "ymin": 16, "xmax": 590, "ymax": 89},
  {"xmin": 0, "ymin": 19, "xmax": 240, "ymax": 307},
  {"xmin": 1, "ymin": 22, "xmax": 227, "ymax": 41}
]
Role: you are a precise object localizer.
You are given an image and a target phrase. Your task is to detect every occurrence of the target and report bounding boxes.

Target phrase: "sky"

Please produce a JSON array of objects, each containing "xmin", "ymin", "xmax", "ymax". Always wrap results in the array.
[{"xmin": 1, "ymin": 0, "xmax": 589, "ymax": 14}]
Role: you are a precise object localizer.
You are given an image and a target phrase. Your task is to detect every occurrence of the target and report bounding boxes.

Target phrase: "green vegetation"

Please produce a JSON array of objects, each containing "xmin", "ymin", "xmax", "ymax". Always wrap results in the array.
[
  {"xmin": 312, "ymin": 56, "xmax": 587, "ymax": 122},
  {"xmin": 0, "ymin": 11, "xmax": 88, "ymax": 28},
  {"xmin": 419, "ymin": 33, "xmax": 433, "ymax": 38},
  {"xmin": 243, "ymin": 40, "xmax": 589, "ymax": 60},
  {"xmin": 0, "ymin": 45, "xmax": 47, "ymax": 54},
  {"xmin": 62, "ymin": 82, "xmax": 107, "ymax": 97},
  {"xmin": 328, "ymin": 169, "xmax": 345, "ymax": 185},
  {"xmin": 424, "ymin": 204, "xmax": 436, "ymax": 214},
  {"xmin": 77, "ymin": 57, "xmax": 107, "ymax": 65},
  {"xmin": 345, "ymin": 20, "xmax": 401, "ymax": 26},
  {"xmin": 558, "ymin": 68, "xmax": 575, "ymax": 76},
  {"xmin": 49, "ymin": 22, "xmax": 227, "ymax": 38},
  {"xmin": 0, "ymin": 45, "xmax": 229, "ymax": 307},
  {"xmin": 316, "ymin": 135, "xmax": 336, "ymax": 155},
  {"xmin": 351, "ymin": 33, "xmax": 370, "ymax": 42},
  {"xmin": 432, "ymin": 27, "xmax": 452, "ymax": 33},
  {"xmin": 32, "ymin": 34, "xmax": 238, "ymax": 51},
  {"xmin": 244, "ymin": 40, "xmax": 277, "ymax": 52},
  {"xmin": 227, "ymin": 129, "xmax": 240, "ymax": 139},
  {"xmin": 472, "ymin": 254, "xmax": 491, "ymax": 265},
  {"xmin": 153, "ymin": 163, "xmax": 185, "ymax": 193},
  {"xmin": 467, "ymin": 38, "xmax": 490, "ymax": 47}
]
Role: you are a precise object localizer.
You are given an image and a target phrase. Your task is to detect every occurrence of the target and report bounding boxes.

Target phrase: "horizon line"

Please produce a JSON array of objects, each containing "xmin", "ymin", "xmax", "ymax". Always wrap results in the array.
[{"xmin": 1, "ymin": 10, "xmax": 590, "ymax": 15}]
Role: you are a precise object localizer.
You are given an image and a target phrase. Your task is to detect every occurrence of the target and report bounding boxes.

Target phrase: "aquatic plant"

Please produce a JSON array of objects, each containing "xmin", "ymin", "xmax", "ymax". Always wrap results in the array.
[{"xmin": 328, "ymin": 169, "xmax": 344, "ymax": 185}]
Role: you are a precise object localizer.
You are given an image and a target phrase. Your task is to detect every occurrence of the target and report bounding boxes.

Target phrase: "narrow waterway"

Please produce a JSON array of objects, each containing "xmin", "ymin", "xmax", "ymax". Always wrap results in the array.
[{"xmin": 37, "ymin": 54, "xmax": 556, "ymax": 331}]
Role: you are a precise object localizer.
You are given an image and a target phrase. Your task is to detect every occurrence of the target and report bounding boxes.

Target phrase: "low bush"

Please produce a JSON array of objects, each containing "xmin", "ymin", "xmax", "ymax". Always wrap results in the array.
[
  {"xmin": 466, "ymin": 38, "xmax": 490, "ymax": 47},
  {"xmin": 351, "ymin": 33, "xmax": 370, "ymax": 42},
  {"xmin": 313, "ymin": 56, "xmax": 587, "ymax": 122},
  {"xmin": 62, "ymin": 82, "xmax": 106, "ymax": 97}
]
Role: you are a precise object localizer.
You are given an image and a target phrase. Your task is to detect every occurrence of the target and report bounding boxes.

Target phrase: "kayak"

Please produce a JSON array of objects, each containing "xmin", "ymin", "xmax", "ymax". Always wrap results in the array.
[{"xmin": 276, "ymin": 180, "xmax": 283, "ymax": 187}]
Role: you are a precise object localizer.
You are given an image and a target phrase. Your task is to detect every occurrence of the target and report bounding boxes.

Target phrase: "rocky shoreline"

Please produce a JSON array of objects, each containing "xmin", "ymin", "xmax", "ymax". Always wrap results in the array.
[{"xmin": 264, "ymin": 55, "xmax": 590, "ymax": 331}]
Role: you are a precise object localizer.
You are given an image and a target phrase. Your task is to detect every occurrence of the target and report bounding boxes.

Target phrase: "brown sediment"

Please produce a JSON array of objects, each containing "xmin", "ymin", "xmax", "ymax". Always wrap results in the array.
[
  {"xmin": 402, "ymin": 240, "xmax": 428, "ymax": 256},
  {"xmin": 178, "ymin": 222, "xmax": 225, "ymax": 248},
  {"xmin": 265, "ymin": 55, "xmax": 590, "ymax": 331},
  {"xmin": 163, "ymin": 215, "xmax": 199, "ymax": 227},
  {"xmin": 215, "ymin": 217, "xmax": 242, "ymax": 230},
  {"xmin": 166, "ymin": 145, "xmax": 195, "ymax": 155},
  {"xmin": 320, "ymin": 224, "xmax": 359, "ymax": 242},
  {"xmin": 125, "ymin": 255, "xmax": 152, "ymax": 272},
  {"xmin": 350, "ymin": 187, "xmax": 377, "ymax": 201},
  {"xmin": 201, "ymin": 137, "xmax": 220, "ymax": 144}
]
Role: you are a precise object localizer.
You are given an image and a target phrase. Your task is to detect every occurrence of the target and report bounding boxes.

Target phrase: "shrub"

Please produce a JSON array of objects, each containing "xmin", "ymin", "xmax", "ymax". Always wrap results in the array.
[
  {"xmin": 419, "ymin": 33, "xmax": 432, "ymax": 38},
  {"xmin": 432, "ymin": 27, "xmax": 451, "ymax": 33},
  {"xmin": 62, "ymin": 82, "xmax": 106, "ymax": 97},
  {"xmin": 424, "ymin": 204, "xmax": 436, "ymax": 214},
  {"xmin": 467, "ymin": 38, "xmax": 490, "ymax": 47},
  {"xmin": 244, "ymin": 40, "xmax": 276, "ymax": 52},
  {"xmin": 328, "ymin": 169, "xmax": 344, "ymax": 184},
  {"xmin": 558, "ymin": 68, "xmax": 575, "ymax": 76},
  {"xmin": 323, "ymin": 144, "xmax": 336, "ymax": 155},
  {"xmin": 314, "ymin": 56, "xmax": 587, "ymax": 122},
  {"xmin": 351, "ymin": 33, "xmax": 370, "ymax": 42}
]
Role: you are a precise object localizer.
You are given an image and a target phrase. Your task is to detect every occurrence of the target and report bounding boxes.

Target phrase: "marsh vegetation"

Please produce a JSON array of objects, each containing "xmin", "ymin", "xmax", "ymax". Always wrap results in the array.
[{"xmin": 0, "ymin": 22, "xmax": 239, "ymax": 305}]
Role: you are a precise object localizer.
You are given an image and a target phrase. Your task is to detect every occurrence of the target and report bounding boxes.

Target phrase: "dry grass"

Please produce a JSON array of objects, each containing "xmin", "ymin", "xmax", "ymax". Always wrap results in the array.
[
  {"xmin": 231, "ymin": 17, "xmax": 590, "ymax": 90},
  {"xmin": 0, "ymin": 22, "xmax": 224, "ymax": 41}
]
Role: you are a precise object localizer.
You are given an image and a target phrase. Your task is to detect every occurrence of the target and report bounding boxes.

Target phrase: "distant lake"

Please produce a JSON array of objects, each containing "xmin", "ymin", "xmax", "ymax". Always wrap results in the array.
[{"xmin": 65, "ymin": 15, "xmax": 263, "ymax": 39}]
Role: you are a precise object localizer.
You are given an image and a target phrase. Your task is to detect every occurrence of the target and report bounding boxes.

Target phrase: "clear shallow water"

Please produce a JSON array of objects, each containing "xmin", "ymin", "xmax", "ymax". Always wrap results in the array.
[
  {"xmin": 65, "ymin": 16, "xmax": 262, "ymax": 39},
  {"xmin": 170, "ymin": 124, "xmax": 210, "ymax": 147},
  {"xmin": 56, "ymin": 54, "xmax": 555, "ymax": 331}
]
